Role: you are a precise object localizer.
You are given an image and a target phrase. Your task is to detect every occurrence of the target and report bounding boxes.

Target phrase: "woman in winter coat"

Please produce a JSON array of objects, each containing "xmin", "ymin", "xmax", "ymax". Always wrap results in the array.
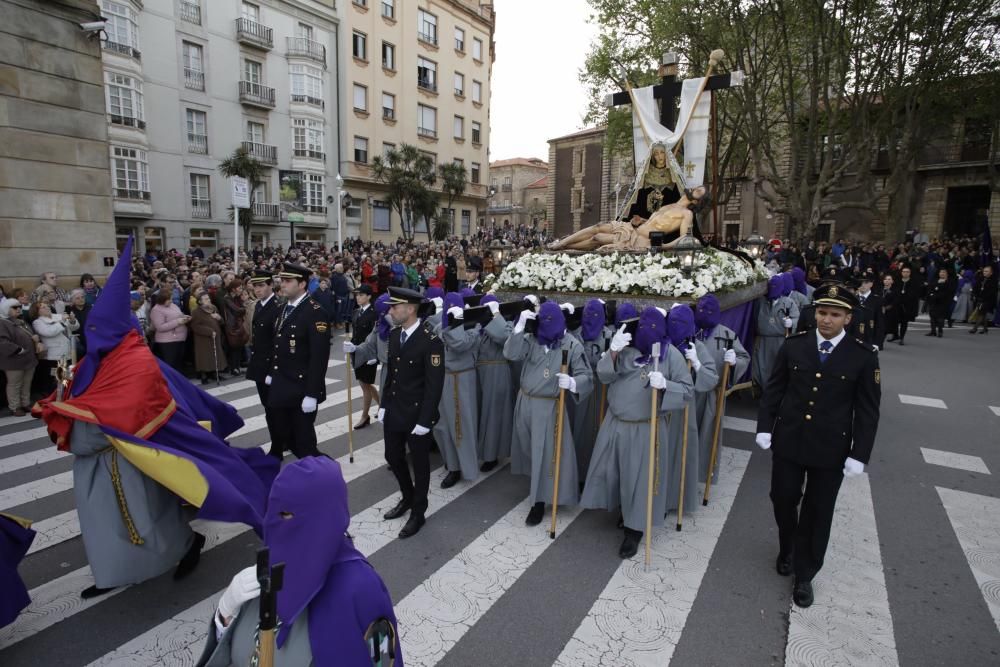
[
  {"xmin": 221, "ymin": 279, "xmax": 247, "ymax": 376},
  {"xmin": 0, "ymin": 298, "xmax": 39, "ymax": 415},
  {"xmin": 149, "ymin": 288, "xmax": 190, "ymax": 371},
  {"xmin": 924, "ymin": 268, "xmax": 953, "ymax": 337},
  {"xmin": 30, "ymin": 301, "xmax": 79, "ymax": 396},
  {"xmin": 189, "ymin": 292, "xmax": 228, "ymax": 384}
]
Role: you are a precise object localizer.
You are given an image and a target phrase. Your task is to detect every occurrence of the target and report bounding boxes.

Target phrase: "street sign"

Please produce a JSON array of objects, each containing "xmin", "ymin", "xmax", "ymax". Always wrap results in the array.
[
  {"xmin": 231, "ymin": 176, "xmax": 250, "ymax": 208},
  {"xmin": 287, "ymin": 212, "xmax": 305, "ymax": 223}
]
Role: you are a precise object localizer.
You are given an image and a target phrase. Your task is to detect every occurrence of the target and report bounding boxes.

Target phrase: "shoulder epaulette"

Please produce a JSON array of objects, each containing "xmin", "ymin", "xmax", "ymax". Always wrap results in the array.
[
  {"xmin": 788, "ymin": 330, "xmax": 809, "ymax": 337},
  {"xmin": 851, "ymin": 337, "xmax": 876, "ymax": 351}
]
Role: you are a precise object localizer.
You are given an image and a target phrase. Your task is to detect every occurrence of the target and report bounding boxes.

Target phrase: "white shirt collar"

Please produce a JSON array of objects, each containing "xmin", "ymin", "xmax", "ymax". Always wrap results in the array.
[
  {"xmin": 359, "ymin": 303, "xmax": 370, "ymax": 312},
  {"xmin": 401, "ymin": 319, "xmax": 421, "ymax": 340},
  {"xmin": 287, "ymin": 292, "xmax": 309, "ymax": 309},
  {"xmin": 815, "ymin": 327, "xmax": 846, "ymax": 351},
  {"xmin": 260, "ymin": 294, "xmax": 274, "ymax": 307}
]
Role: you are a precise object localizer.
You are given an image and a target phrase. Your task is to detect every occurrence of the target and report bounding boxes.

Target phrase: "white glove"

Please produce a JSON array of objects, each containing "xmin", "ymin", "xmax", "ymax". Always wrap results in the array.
[
  {"xmin": 376, "ymin": 408, "xmax": 385, "ymax": 423},
  {"xmin": 560, "ymin": 302, "xmax": 575, "ymax": 315},
  {"xmin": 755, "ymin": 433, "xmax": 772, "ymax": 450},
  {"xmin": 648, "ymin": 370, "xmax": 667, "ymax": 390},
  {"xmin": 486, "ymin": 301, "xmax": 500, "ymax": 316},
  {"xmin": 523, "ymin": 295, "xmax": 539, "ymax": 308},
  {"xmin": 872, "ymin": 344, "xmax": 879, "ymax": 352},
  {"xmin": 447, "ymin": 306, "xmax": 464, "ymax": 320},
  {"xmin": 556, "ymin": 373, "xmax": 577, "ymax": 393},
  {"xmin": 431, "ymin": 296, "xmax": 444, "ymax": 312},
  {"xmin": 609, "ymin": 324, "xmax": 631, "ymax": 352},
  {"xmin": 366, "ymin": 358, "xmax": 377, "ymax": 365},
  {"xmin": 843, "ymin": 457, "xmax": 864, "ymax": 478},
  {"xmin": 684, "ymin": 345, "xmax": 702, "ymax": 372},
  {"xmin": 264, "ymin": 375, "xmax": 272, "ymax": 386},
  {"xmin": 342, "ymin": 341, "xmax": 356, "ymax": 353},
  {"xmin": 782, "ymin": 317, "xmax": 794, "ymax": 329},
  {"xmin": 411, "ymin": 424, "xmax": 430, "ymax": 436},
  {"xmin": 218, "ymin": 566, "xmax": 260, "ymax": 622},
  {"xmin": 301, "ymin": 396, "xmax": 317, "ymax": 413},
  {"xmin": 513, "ymin": 309, "xmax": 536, "ymax": 334},
  {"xmin": 723, "ymin": 349, "xmax": 737, "ymax": 366}
]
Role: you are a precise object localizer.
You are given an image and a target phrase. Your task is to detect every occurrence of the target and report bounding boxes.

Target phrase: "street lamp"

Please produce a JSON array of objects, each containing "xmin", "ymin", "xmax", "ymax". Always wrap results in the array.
[
  {"xmin": 674, "ymin": 230, "xmax": 702, "ymax": 275},
  {"xmin": 743, "ymin": 230, "xmax": 766, "ymax": 259},
  {"xmin": 489, "ymin": 239, "xmax": 506, "ymax": 267}
]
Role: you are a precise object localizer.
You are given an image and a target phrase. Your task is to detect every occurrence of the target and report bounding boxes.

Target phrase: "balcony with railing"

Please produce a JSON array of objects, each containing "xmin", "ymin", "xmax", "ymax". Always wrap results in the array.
[
  {"xmin": 241, "ymin": 140, "xmax": 277, "ymax": 165},
  {"xmin": 417, "ymin": 78, "xmax": 437, "ymax": 93},
  {"xmin": 501, "ymin": 183, "xmax": 512, "ymax": 192},
  {"xmin": 179, "ymin": 1, "xmax": 201, "ymax": 24},
  {"xmin": 302, "ymin": 204, "xmax": 327, "ymax": 214},
  {"xmin": 236, "ymin": 17, "xmax": 273, "ymax": 50},
  {"xmin": 417, "ymin": 126, "xmax": 437, "ymax": 139},
  {"xmin": 293, "ymin": 147, "xmax": 326, "ymax": 161},
  {"xmin": 192, "ymin": 201, "xmax": 212, "ymax": 219},
  {"xmin": 238, "ymin": 81, "xmax": 276, "ymax": 109},
  {"xmin": 253, "ymin": 202, "xmax": 279, "ymax": 222},
  {"xmin": 103, "ymin": 41, "xmax": 141, "ymax": 60},
  {"xmin": 418, "ymin": 31, "xmax": 437, "ymax": 46},
  {"xmin": 114, "ymin": 188, "xmax": 151, "ymax": 201},
  {"xmin": 184, "ymin": 68, "xmax": 205, "ymax": 91},
  {"xmin": 286, "ymin": 37, "xmax": 326, "ymax": 65},
  {"xmin": 108, "ymin": 114, "xmax": 146, "ymax": 130},
  {"xmin": 290, "ymin": 94, "xmax": 324, "ymax": 109},
  {"xmin": 188, "ymin": 133, "xmax": 208, "ymax": 154}
]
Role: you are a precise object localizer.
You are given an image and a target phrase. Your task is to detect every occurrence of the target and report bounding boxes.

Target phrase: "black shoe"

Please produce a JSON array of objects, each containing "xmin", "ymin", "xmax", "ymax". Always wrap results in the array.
[
  {"xmin": 793, "ymin": 579, "xmax": 814, "ymax": 607},
  {"xmin": 898, "ymin": 339, "xmax": 904, "ymax": 346},
  {"xmin": 81, "ymin": 585, "xmax": 115, "ymax": 599},
  {"xmin": 969, "ymin": 328, "xmax": 978, "ymax": 334},
  {"xmin": 480, "ymin": 459, "xmax": 498, "ymax": 472},
  {"xmin": 173, "ymin": 532, "xmax": 206, "ymax": 580},
  {"xmin": 775, "ymin": 554, "xmax": 793, "ymax": 577},
  {"xmin": 925, "ymin": 331, "xmax": 936, "ymax": 337},
  {"xmin": 440, "ymin": 471, "xmax": 461, "ymax": 489},
  {"xmin": 354, "ymin": 416, "xmax": 371, "ymax": 430},
  {"xmin": 525, "ymin": 502, "xmax": 545, "ymax": 526},
  {"xmin": 937, "ymin": 332, "xmax": 943, "ymax": 338},
  {"xmin": 886, "ymin": 335, "xmax": 897, "ymax": 342},
  {"xmin": 201, "ymin": 376, "xmax": 212, "ymax": 385},
  {"xmin": 383, "ymin": 498, "xmax": 412, "ymax": 520},
  {"xmin": 399, "ymin": 514, "xmax": 425, "ymax": 539},
  {"xmin": 947, "ymin": 321, "xmax": 954, "ymax": 328},
  {"xmin": 619, "ymin": 528, "xmax": 642, "ymax": 559}
]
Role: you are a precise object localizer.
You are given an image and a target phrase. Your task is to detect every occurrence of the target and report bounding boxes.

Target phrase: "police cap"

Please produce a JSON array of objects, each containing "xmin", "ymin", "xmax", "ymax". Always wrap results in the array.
[
  {"xmin": 248, "ymin": 269, "xmax": 273, "ymax": 285},
  {"xmin": 277, "ymin": 262, "xmax": 310, "ymax": 282},
  {"xmin": 387, "ymin": 286, "xmax": 423, "ymax": 305},
  {"xmin": 812, "ymin": 283, "xmax": 857, "ymax": 311}
]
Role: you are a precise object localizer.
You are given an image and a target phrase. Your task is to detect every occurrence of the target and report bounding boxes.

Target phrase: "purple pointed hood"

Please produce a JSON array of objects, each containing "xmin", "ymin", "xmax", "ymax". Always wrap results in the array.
[
  {"xmin": 791, "ymin": 267, "xmax": 808, "ymax": 294},
  {"xmin": 635, "ymin": 307, "xmax": 669, "ymax": 363},
  {"xmin": 265, "ymin": 457, "xmax": 366, "ymax": 649},
  {"xmin": 73, "ymin": 235, "xmax": 135, "ymax": 396},
  {"xmin": 668, "ymin": 304, "xmax": 696, "ymax": 352},
  {"xmin": 425, "ymin": 286, "xmax": 444, "ymax": 300},
  {"xmin": 767, "ymin": 275, "xmax": 784, "ymax": 300},
  {"xmin": 694, "ymin": 294, "xmax": 721, "ymax": 336},
  {"xmin": 375, "ymin": 293, "xmax": 392, "ymax": 341},
  {"xmin": 459, "ymin": 287, "xmax": 476, "ymax": 298},
  {"xmin": 440, "ymin": 291, "xmax": 464, "ymax": 328},
  {"xmin": 614, "ymin": 302, "xmax": 638, "ymax": 327},
  {"xmin": 780, "ymin": 272, "xmax": 794, "ymax": 297},
  {"xmin": 536, "ymin": 301, "xmax": 566, "ymax": 348},
  {"xmin": 581, "ymin": 299, "xmax": 606, "ymax": 341}
]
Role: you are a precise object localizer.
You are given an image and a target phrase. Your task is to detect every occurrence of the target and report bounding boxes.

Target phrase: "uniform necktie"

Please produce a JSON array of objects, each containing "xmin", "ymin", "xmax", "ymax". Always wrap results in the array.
[
  {"xmin": 283, "ymin": 303, "xmax": 294, "ymax": 319},
  {"xmin": 819, "ymin": 340, "xmax": 833, "ymax": 364},
  {"xmin": 400, "ymin": 330, "xmax": 408, "ymax": 346}
]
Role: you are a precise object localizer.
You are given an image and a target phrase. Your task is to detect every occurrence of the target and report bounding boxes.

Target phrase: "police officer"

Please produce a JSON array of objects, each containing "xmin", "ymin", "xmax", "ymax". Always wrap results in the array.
[
  {"xmin": 264, "ymin": 262, "xmax": 331, "ymax": 459},
  {"xmin": 855, "ymin": 273, "xmax": 885, "ymax": 349},
  {"xmin": 755, "ymin": 283, "xmax": 881, "ymax": 608},
  {"xmin": 377, "ymin": 287, "xmax": 445, "ymax": 539},
  {"xmin": 245, "ymin": 269, "xmax": 282, "ymax": 459}
]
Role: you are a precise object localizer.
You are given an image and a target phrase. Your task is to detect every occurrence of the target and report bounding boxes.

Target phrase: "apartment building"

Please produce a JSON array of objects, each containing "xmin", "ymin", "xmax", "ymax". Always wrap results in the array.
[
  {"xmin": 340, "ymin": 0, "xmax": 495, "ymax": 241},
  {"xmin": 486, "ymin": 157, "xmax": 548, "ymax": 229},
  {"xmin": 100, "ymin": 0, "xmax": 341, "ymax": 255}
]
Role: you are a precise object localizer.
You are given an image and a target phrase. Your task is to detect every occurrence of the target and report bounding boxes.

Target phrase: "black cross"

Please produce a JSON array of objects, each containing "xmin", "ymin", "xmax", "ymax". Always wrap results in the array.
[{"xmin": 603, "ymin": 53, "xmax": 742, "ymax": 132}]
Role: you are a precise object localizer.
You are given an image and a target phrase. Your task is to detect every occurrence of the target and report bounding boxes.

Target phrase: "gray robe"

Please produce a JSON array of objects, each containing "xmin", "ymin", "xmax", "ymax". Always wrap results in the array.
[
  {"xmin": 789, "ymin": 290, "xmax": 810, "ymax": 312},
  {"xmin": 70, "ymin": 421, "xmax": 193, "ymax": 588},
  {"xmin": 354, "ymin": 328, "xmax": 391, "ymax": 392},
  {"xmin": 433, "ymin": 325, "xmax": 481, "ymax": 480},
  {"xmin": 196, "ymin": 600, "xmax": 312, "ymax": 667},
  {"xmin": 694, "ymin": 325, "xmax": 750, "ymax": 483},
  {"xmin": 580, "ymin": 346, "xmax": 692, "ymax": 531},
  {"xmin": 752, "ymin": 296, "xmax": 799, "ymax": 387},
  {"xmin": 570, "ymin": 326, "xmax": 612, "ymax": 482},
  {"xmin": 477, "ymin": 314, "xmax": 514, "ymax": 463},
  {"xmin": 503, "ymin": 332, "xmax": 593, "ymax": 506},
  {"xmin": 953, "ymin": 281, "xmax": 973, "ymax": 321},
  {"xmin": 663, "ymin": 340, "xmax": 719, "ymax": 515}
]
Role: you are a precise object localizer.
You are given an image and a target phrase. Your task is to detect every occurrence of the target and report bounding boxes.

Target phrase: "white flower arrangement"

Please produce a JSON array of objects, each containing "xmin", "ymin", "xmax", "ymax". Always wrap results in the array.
[{"xmin": 494, "ymin": 248, "xmax": 768, "ymax": 298}]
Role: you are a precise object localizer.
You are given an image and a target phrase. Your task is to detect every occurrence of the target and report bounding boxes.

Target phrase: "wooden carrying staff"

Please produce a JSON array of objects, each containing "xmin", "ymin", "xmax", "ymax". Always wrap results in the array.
[
  {"xmin": 550, "ymin": 349, "xmax": 570, "ymax": 540},
  {"xmin": 256, "ymin": 548, "xmax": 286, "ymax": 667},
  {"xmin": 346, "ymin": 353, "xmax": 355, "ymax": 463},
  {"xmin": 598, "ymin": 337, "xmax": 610, "ymax": 428},
  {"xmin": 703, "ymin": 338, "xmax": 733, "ymax": 506},
  {"xmin": 644, "ymin": 342, "xmax": 662, "ymax": 569},
  {"xmin": 677, "ymin": 343, "xmax": 693, "ymax": 532}
]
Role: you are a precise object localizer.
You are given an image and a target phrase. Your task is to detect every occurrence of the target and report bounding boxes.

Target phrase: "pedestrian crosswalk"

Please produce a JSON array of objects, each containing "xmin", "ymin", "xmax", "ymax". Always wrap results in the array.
[{"xmin": 1, "ymin": 360, "xmax": 998, "ymax": 666}]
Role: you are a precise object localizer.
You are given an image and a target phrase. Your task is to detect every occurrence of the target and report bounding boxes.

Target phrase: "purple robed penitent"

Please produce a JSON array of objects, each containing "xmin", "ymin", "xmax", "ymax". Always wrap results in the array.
[
  {"xmin": 536, "ymin": 301, "xmax": 567, "ymax": 348},
  {"xmin": 581, "ymin": 299, "xmax": 606, "ymax": 342},
  {"xmin": 0, "ymin": 514, "xmax": 35, "ymax": 628}
]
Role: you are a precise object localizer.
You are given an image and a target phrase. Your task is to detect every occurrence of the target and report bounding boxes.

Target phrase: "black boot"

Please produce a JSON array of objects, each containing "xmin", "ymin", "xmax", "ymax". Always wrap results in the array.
[
  {"xmin": 480, "ymin": 459, "xmax": 498, "ymax": 472},
  {"xmin": 525, "ymin": 502, "xmax": 545, "ymax": 526},
  {"xmin": 619, "ymin": 528, "xmax": 642, "ymax": 559},
  {"xmin": 440, "ymin": 471, "xmax": 461, "ymax": 488},
  {"xmin": 793, "ymin": 579, "xmax": 814, "ymax": 607},
  {"xmin": 173, "ymin": 532, "xmax": 206, "ymax": 580},
  {"xmin": 775, "ymin": 553, "xmax": 793, "ymax": 576},
  {"xmin": 81, "ymin": 585, "xmax": 116, "ymax": 599}
]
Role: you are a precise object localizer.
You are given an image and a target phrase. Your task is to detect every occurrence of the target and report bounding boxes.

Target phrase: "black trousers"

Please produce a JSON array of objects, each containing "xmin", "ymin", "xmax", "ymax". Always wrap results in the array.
[
  {"xmin": 770, "ymin": 455, "xmax": 844, "ymax": 582},
  {"xmin": 897, "ymin": 319, "xmax": 909, "ymax": 340},
  {"xmin": 384, "ymin": 428, "xmax": 432, "ymax": 517},
  {"xmin": 156, "ymin": 341, "xmax": 186, "ymax": 371},
  {"xmin": 930, "ymin": 316, "xmax": 946, "ymax": 334},
  {"xmin": 268, "ymin": 405, "xmax": 320, "ymax": 459},
  {"xmin": 256, "ymin": 383, "xmax": 284, "ymax": 460}
]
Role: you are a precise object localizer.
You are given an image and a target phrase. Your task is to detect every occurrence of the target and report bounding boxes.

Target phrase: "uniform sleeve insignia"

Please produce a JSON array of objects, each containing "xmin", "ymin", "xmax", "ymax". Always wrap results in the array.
[
  {"xmin": 431, "ymin": 354, "xmax": 442, "ymax": 367},
  {"xmin": 874, "ymin": 369, "xmax": 880, "ymax": 384},
  {"xmin": 315, "ymin": 321, "xmax": 328, "ymax": 333},
  {"xmin": 312, "ymin": 302, "xmax": 321, "ymax": 309}
]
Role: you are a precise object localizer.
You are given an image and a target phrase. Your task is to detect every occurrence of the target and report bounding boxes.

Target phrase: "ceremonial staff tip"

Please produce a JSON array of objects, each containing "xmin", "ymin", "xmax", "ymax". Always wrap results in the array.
[{"xmin": 709, "ymin": 49, "xmax": 725, "ymax": 64}]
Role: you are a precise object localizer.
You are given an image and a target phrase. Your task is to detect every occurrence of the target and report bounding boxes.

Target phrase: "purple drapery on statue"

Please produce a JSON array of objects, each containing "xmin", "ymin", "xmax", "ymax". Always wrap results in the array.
[{"xmin": 718, "ymin": 300, "xmax": 755, "ymax": 384}]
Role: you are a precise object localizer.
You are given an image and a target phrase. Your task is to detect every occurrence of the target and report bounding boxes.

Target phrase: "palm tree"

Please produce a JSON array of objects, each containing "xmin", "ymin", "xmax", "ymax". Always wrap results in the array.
[
  {"xmin": 218, "ymin": 146, "xmax": 266, "ymax": 251},
  {"xmin": 371, "ymin": 143, "xmax": 437, "ymax": 241},
  {"xmin": 435, "ymin": 161, "xmax": 467, "ymax": 240}
]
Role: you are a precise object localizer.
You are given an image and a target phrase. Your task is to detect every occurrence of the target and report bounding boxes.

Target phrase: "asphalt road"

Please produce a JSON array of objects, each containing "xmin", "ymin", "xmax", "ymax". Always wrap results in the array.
[{"xmin": 1, "ymin": 316, "xmax": 998, "ymax": 666}]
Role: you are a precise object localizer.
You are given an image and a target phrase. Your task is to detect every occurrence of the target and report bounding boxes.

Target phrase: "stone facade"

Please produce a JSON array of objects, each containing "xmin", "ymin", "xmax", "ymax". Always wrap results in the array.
[
  {"xmin": 0, "ymin": 0, "xmax": 117, "ymax": 291},
  {"xmin": 486, "ymin": 157, "xmax": 547, "ymax": 228}
]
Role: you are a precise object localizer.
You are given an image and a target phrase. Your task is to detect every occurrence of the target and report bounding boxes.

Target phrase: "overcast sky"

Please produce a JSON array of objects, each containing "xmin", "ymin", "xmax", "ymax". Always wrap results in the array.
[{"xmin": 488, "ymin": 0, "xmax": 600, "ymax": 162}]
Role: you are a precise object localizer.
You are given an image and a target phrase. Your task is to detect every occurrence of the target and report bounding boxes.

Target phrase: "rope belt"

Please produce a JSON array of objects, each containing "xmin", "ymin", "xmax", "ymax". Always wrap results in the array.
[
  {"xmin": 476, "ymin": 360, "xmax": 507, "ymax": 366},
  {"xmin": 106, "ymin": 448, "xmax": 144, "ymax": 545},
  {"xmin": 447, "ymin": 368, "xmax": 473, "ymax": 443},
  {"xmin": 524, "ymin": 392, "xmax": 557, "ymax": 400}
]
